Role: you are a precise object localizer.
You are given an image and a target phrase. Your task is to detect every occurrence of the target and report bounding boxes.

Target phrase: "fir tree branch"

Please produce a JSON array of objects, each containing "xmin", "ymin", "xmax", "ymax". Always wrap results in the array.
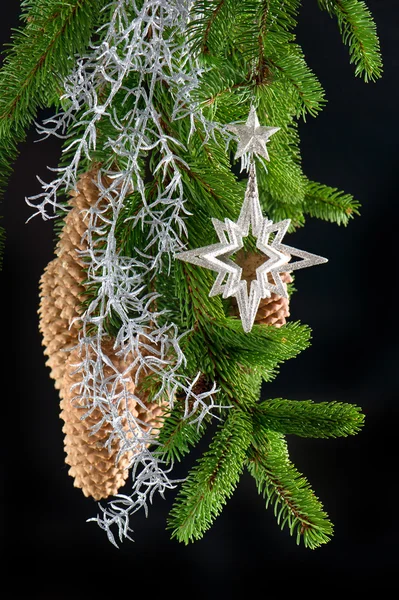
[
  {"xmin": 317, "ymin": 0, "xmax": 382, "ymax": 81},
  {"xmin": 258, "ymin": 147, "xmax": 306, "ymax": 205},
  {"xmin": 211, "ymin": 320, "xmax": 311, "ymax": 372},
  {"xmin": 3, "ymin": 0, "xmax": 376, "ymax": 545},
  {"xmin": 303, "ymin": 179, "xmax": 361, "ymax": 225},
  {"xmin": 0, "ymin": 0, "xmax": 109, "ymax": 266},
  {"xmin": 270, "ymin": 0, "xmax": 301, "ymax": 31},
  {"xmin": 156, "ymin": 404, "xmax": 208, "ymax": 463},
  {"xmin": 0, "ymin": 0, "xmax": 108, "ymax": 127},
  {"xmin": 189, "ymin": 0, "xmax": 234, "ymax": 56},
  {"xmin": 259, "ymin": 193, "xmax": 306, "ymax": 230},
  {"xmin": 202, "ymin": 0, "xmax": 225, "ymax": 54},
  {"xmin": 247, "ymin": 429, "xmax": 333, "ymax": 549},
  {"xmin": 0, "ymin": 0, "xmax": 108, "ymax": 215},
  {"xmin": 266, "ymin": 52, "xmax": 326, "ymax": 118},
  {"xmin": 256, "ymin": 398, "xmax": 365, "ymax": 438},
  {"xmin": 167, "ymin": 408, "xmax": 253, "ymax": 543},
  {"xmin": 254, "ymin": 0, "xmax": 271, "ymax": 84}
]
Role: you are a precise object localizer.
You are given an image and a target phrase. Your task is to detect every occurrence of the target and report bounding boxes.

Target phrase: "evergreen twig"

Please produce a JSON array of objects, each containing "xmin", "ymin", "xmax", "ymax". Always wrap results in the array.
[
  {"xmin": 303, "ymin": 179, "xmax": 361, "ymax": 226},
  {"xmin": 0, "ymin": 0, "xmax": 109, "ymax": 265},
  {"xmin": 317, "ymin": 0, "xmax": 383, "ymax": 81},
  {"xmin": 256, "ymin": 398, "xmax": 365, "ymax": 437},
  {"xmin": 156, "ymin": 405, "xmax": 208, "ymax": 463},
  {"xmin": 247, "ymin": 429, "xmax": 333, "ymax": 549},
  {"xmin": 167, "ymin": 408, "xmax": 253, "ymax": 543},
  {"xmin": 0, "ymin": 0, "xmax": 380, "ymax": 545}
]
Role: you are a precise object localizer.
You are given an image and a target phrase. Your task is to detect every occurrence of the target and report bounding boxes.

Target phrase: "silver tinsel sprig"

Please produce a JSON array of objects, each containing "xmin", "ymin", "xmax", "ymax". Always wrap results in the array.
[{"xmin": 28, "ymin": 0, "xmax": 230, "ymax": 545}]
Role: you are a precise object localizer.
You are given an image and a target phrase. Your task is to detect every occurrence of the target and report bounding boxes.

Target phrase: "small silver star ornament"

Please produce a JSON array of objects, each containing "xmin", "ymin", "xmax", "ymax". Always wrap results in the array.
[
  {"xmin": 175, "ymin": 108, "xmax": 328, "ymax": 333},
  {"xmin": 227, "ymin": 105, "xmax": 280, "ymax": 161}
]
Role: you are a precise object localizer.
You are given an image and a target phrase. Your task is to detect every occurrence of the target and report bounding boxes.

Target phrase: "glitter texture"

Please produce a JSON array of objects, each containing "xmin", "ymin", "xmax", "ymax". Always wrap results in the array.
[{"xmin": 227, "ymin": 106, "xmax": 280, "ymax": 161}]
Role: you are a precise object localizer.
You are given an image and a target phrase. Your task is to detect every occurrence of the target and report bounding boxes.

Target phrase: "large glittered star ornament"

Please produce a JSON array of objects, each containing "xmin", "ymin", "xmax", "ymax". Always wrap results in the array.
[
  {"xmin": 175, "ymin": 162, "xmax": 328, "ymax": 333},
  {"xmin": 227, "ymin": 106, "xmax": 280, "ymax": 161}
]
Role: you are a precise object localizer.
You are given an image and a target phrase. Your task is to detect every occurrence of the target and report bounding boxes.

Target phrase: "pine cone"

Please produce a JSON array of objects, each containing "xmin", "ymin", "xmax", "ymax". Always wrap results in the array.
[
  {"xmin": 60, "ymin": 344, "xmax": 165, "ymax": 501},
  {"xmin": 38, "ymin": 170, "xmax": 97, "ymax": 386},
  {"xmin": 38, "ymin": 169, "xmax": 167, "ymax": 500},
  {"xmin": 230, "ymin": 249, "xmax": 293, "ymax": 327}
]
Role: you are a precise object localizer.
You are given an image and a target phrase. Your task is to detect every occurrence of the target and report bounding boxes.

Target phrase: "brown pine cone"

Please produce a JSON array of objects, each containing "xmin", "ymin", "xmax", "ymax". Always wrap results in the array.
[
  {"xmin": 230, "ymin": 249, "xmax": 293, "ymax": 327},
  {"xmin": 60, "ymin": 344, "xmax": 166, "ymax": 501},
  {"xmin": 38, "ymin": 170, "xmax": 98, "ymax": 386},
  {"xmin": 38, "ymin": 169, "xmax": 167, "ymax": 500}
]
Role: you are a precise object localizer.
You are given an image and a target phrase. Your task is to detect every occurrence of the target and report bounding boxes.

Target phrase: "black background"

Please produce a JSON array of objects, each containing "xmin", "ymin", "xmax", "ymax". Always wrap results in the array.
[{"xmin": 2, "ymin": 1, "xmax": 398, "ymax": 597}]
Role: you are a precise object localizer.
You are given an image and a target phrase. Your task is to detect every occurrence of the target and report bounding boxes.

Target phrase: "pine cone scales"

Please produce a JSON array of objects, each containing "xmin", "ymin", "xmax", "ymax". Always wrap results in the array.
[
  {"xmin": 60, "ymin": 347, "xmax": 133, "ymax": 500},
  {"xmin": 38, "ymin": 258, "xmax": 85, "ymax": 387},
  {"xmin": 230, "ymin": 249, "xmax": 293, "ymax": 327},
  {"xmin": 38, "ymin": 170, "xmax": 166, "ymax": 500},
  {"xmin": 60, "ymin": 345, "xmax": 165, "ymax": 501},
  {"xmin": 38, "ymin": 171, "xmax": 95, "ymax": 386}
]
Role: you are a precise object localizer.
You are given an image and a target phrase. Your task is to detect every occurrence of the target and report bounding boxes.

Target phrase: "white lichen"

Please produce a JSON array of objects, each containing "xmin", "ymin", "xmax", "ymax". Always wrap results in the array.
[{"xmin": 27, "ymin": 0, "xmax": 230, "ymax": 545}]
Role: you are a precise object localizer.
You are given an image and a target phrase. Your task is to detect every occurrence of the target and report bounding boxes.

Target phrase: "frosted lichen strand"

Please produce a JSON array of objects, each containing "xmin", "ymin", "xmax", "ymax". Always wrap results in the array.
[{"xmin": 29, "ymin": 0, "xmax": 226, "ymax": 546}]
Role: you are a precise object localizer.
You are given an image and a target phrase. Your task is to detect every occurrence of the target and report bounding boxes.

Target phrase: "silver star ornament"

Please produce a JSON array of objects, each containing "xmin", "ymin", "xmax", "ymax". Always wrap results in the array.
[
  {"xmin": 227, "ymin": 105, "xmax": 280, "ymax": 161},
  {"xmin": 175, "ymin": 162, "xmax": 328, "ymax": 333}
]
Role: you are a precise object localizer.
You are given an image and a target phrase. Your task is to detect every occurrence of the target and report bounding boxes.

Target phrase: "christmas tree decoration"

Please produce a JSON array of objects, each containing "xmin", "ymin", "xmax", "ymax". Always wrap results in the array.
[
  {"xmin": 176, "ymin": 159, "xmax": 327, "ymax": 333},
  {"xmin": 0, "ymin": 0, "xmax": 382, "ymax": 549},
  {"xmin": 226, "ymin": 106, "xmax": 280, "ymax": 161}
]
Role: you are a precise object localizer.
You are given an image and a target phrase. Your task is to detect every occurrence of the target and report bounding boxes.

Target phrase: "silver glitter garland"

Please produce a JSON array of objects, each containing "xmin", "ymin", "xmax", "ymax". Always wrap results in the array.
[{"xmin": 176, "ymin": 108, "xmax": 328, "ymax": 333}]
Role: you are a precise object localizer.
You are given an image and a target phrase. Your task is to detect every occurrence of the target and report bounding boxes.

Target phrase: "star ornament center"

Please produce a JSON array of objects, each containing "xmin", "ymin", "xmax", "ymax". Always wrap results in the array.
[{"xmin": 175, "ymin": 162, "xmax": 328, "ymax": 333}]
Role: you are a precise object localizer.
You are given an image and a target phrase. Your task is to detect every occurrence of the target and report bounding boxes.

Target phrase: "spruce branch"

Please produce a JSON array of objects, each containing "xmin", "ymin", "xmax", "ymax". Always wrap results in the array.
[
  {"xmin": 317, "ymin": 0, "xmax": 382, "ymax": 81},
  {"xmin": 259, "ymin": 146, "xmax": 306, "ymax": 205},
  {"xmin": 256, "ymin": 398, "xmax": 365, "ymax": 438},
  {"xmin": 303, "ymin": 179, "xmax": 361, "ymax": 226},
  {"xmin": 270, "ymin": 0, "xmax": 301, "ymax": 30},
  {"xmin": 1, "ymin": 0, "xmax": 378, "ymax": 547},
  {"xmin": 0, "ymin": 0, "xmax": 108, "ymax": 264},
  {"xmin": 189, "ymin": 0, "xmax": 232, "ymax": 56},
  {"xmin": 156, "ymin": 411, "xmax": 206, "ymax": 463},
  {"xmin": 212, "ymin": 320, "xmax": 312, "ymax": 375},
  {"xmin": 0, "ymin": 0, "xmax": 107, "ymax": 128},
  {"xmin": 266, "ymin": 52, "xmax": 326, "ymax": 118},
  {"xmin": 259, "ymin": 193, "xmax": 306, "ymax": 230},
  {"xmin": 201, "ymin": 0, "xmax": 226, "ymax": 54},
  {"xmin": 167, "ymin": 408, "xmax": 253, "ymax": 543},
  {"xmin": 247, "ymin": 429, "xmax": 333, "ymax": 549},
  {"xmin": 252, "ymin": 0, "xmax": 272, "ymax": 85}
]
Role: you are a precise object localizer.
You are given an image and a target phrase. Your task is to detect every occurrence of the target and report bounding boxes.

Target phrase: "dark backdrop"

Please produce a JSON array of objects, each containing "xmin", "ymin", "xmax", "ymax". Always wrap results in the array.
[{"xmin": 2, "ymin": 1, "xmax": 398, "ymax": 597}]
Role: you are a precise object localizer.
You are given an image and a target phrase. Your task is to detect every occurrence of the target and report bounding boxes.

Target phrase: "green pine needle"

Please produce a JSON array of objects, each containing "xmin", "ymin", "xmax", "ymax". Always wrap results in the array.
[
  {"xmin": 210, "ymin": 320, "xmax": 311, "ymax": 382},
  {"xmin": 0, "ymin": 0, "xmax": 109, "ymax": 219},
  {"xmin": 247, "ymin": 429, "xmax": 333, "ymax": 549},
  {"xmin": 0, "ymin": 0, "xmax": 108, "ymax": 130},
  {"xmin": 303, "ymin": 179, "xmax": 361, "ymax": 226},
  {"xmin": 156, "ymin": 406, "xmax": 208, "ymax": 464},
  {"xmin": 318, "ymin": 0, "xmax": 383, "ymax": 81},
  {"xmin": 256, "ymin": 398, "xmax": 365, "ymax": 438},
  {"xmin": 265, "ymin": 49, "xmax": 326, "ymax": 119},
  {"xmin": 167, "ymin": 408, "xmax": 253, "ymax": 544},
  {"xmin": 0, "ymin": 0, "xmax": 379, "ymax": 548}
]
